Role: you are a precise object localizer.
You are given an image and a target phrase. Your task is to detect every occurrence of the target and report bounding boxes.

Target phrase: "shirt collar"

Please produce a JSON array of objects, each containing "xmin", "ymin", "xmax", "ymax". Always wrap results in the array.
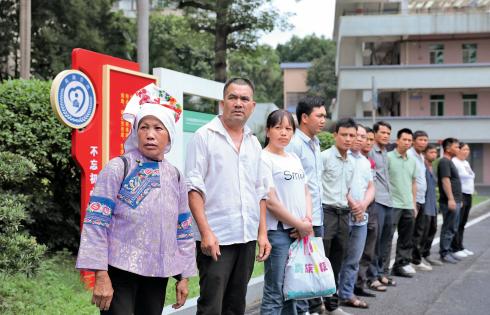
[
  {"xmin": 207, "ymin": 116, "xmax": 252, "ymax": 136},
  {"xmin": 296, "ymin": 129, "xmax": 319, "ymax": 146},
  {"xmin": 394, "ymin": 149, "xmax": 407, "ymax": 160},
  {"xmin": 332, "ymin": 145, "xmax": 347, "ymax": 160}
]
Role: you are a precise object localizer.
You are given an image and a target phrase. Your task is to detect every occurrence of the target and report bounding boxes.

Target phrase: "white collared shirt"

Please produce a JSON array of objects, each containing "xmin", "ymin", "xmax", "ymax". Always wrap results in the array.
[
  {"xmin": 321, "ymin": 145, "xmax": 354, "ymax": 208},
  {"xmin": 349, "ymin": 151, "xmax": 372, "ymax": 226},
  {"xmin": 185, "ymin": 116, "xmax": 267, "ymax": 245},
  {"xmin": 408, "ymin": 147, "xmax": 427, "ymax": 204}
]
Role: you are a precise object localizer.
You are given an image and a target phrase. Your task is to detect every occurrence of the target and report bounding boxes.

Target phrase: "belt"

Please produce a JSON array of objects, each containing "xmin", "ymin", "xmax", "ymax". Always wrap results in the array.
[{"xmin": 322, "ymin": 204, "xmax": 350, "ymax": 215}]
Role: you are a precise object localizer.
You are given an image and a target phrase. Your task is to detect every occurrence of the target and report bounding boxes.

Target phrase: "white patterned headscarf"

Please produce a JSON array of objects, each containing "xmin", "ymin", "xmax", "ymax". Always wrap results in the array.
[{"xmin": 123, "ymin": 83, "xmax": 182, "ymax": 154}]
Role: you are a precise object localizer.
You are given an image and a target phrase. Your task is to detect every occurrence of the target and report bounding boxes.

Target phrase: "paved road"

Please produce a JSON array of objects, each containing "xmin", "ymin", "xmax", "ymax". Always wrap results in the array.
[{"xmin": 246, "ymin": 202, "xmax": 490, "ymax": 315}]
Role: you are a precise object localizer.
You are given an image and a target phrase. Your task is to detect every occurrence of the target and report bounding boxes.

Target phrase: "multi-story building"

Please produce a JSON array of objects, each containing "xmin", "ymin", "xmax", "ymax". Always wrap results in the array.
[
  {"xmin": 334, "ymin": 0, "xmax": 490, "ymax": 187},
  {"xmin": 280, "ymin": 62, "xmax": 312, "ymax": 113}
]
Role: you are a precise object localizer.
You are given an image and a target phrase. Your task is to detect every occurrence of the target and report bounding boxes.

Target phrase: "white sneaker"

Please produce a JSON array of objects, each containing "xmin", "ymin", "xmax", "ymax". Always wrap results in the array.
[
  {"xmin": 401, "ymin": 264, "xmax": 417, "ymax": 274},
  {"xmin": 463, "ymin": 249, "xmax": 474, "ymax": 256},
  {"xmin": 412, "ymin": 261, "xmax": 433, "ymax": 271},
  {"xmin": 327, "ymin": 308, "xmax": 352, "ymax": 315},
  {"xmin": 453, "ymin": 250, "xmax": 468, "ymax": 259}
]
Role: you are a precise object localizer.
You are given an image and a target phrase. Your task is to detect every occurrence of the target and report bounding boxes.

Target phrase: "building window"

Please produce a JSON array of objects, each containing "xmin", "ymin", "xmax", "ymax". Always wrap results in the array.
[
  {"xmin": 462, "ymin": 44, "xmax": 477, "ymax": 63},
  {"xmin": 430, "ymin": 95, "xmax": 444, "ymax": 116},
  {"xmin": 463, "ymin": 94, "xmax": 477, "ymax": 116},
  {"xmin": 429, "ymin": 44, "xmax": 444, "ymax": 64}
]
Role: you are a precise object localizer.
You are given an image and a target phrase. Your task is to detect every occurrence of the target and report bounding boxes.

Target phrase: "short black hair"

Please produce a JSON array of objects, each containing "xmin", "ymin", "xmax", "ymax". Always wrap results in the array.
[
  {"xmin": 413, "ymin": 130, "xmax": 428, "ymax": 140},
  {"xmin": 442, "ymin": 137, "xmax": 459, "ymax": 152},
  {"xmin": 459, "ymin": 142, "xmax": 468, "ymax": 149},
  {"xmin": 264, "ymin": 109, "xmax": 296, "ymax": 147},
  {"xmin": 223, "ymin": 77, "xmax": 255, "ymax": 96},
  {"xmin": 365, "ymin": 126, "xmax": 373, "ymax": 134},
  {"xmin": 425, "ymin": 143, "xmax": 437, "ymax": 152},
  {"xmin": 296, "ymin": 96, "xmax": 326, "ymax": 125},
  {"xmin": 373, "ymin": 121, "xmax": 392, "ymax": 133},
  {"xmin": 334, "ymin": 118, "xmax": 357, "ymax": 133},
  {"xmin": 397, "ymin": 128, "xmax": 413, "ymax": 139}
]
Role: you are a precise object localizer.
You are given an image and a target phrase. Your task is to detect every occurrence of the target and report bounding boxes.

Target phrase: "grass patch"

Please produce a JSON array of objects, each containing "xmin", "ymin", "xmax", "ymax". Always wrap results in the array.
[
  {"xmin": 0, "ymin": 250, "xmax": 98, "ymax": 315},
  {"xmin": 472, "ymin": 194, "xmax": 489, "ymax": 206}
]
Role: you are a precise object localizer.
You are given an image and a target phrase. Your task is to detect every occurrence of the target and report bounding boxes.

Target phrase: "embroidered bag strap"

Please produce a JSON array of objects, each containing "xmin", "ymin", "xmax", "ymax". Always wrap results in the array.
[{"xmin": 172, "ymin": 165, "xmax": 181, "ymax": 183}]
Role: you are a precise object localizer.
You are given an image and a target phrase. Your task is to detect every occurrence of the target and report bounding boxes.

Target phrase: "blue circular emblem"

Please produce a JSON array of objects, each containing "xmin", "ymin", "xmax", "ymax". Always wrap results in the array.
[{"xmin": 50, "ymin": 70, "xmax": 96, "ymax": 129}]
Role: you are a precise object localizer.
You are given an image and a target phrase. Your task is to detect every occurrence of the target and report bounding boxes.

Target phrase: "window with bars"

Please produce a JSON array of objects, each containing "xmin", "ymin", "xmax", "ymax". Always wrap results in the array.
[
  {"xmin": 430, "ymin": 95, "xmax": 444, "ymax": 116},
  {"xmin": 463, "ymin": 94, "xmax": 477, "ymax": 116},
  {"xmin": 462, "ymin": 44, "xmax": 477, "ymax": 63},
  {"xmin": 429, "ymin": 44, "xmax": 444, "ymax": 64}
]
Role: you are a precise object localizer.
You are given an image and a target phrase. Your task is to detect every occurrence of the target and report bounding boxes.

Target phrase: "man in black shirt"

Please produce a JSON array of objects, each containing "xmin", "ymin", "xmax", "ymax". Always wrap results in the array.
[{"xmin": 437, "ymin": 138, "xmax": 462, "ymax": 264}]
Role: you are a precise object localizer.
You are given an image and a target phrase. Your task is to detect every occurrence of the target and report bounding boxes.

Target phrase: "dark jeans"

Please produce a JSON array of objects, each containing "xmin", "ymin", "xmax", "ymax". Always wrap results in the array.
[
  {"xmin": 412, "ymin": 203, "xmax": 431, "ymax": 264},
  {"xmin": 439, "ymin": 202, "xmax": 461, "ymax": 257},
  {"xmin": 296, "ymin": 226, "xmax": 324, "ymax": 314},
  {"xmin": 392, "ymin": 208, "xmax": 415, "ymax": 269},
  {"xmin": 356, "ymin": 203, "xmax": 378, "ymax": 289},
  {"xmin": 370, "ymin": 202, "xmax": 393, "ymax": 279},
  {"xmin": 196, "ymin": 241, "xmax": 256, "ymax": 315},
  {"xmin": 452, "ymin": 193, "xmax": 472, "ymax": 251},
  {"xmin": 317, "ymin": 204, "xmax": 350, "ymax": 312},
  {"xmin": 421, "ymin": 214, "xmax": 438, "ymax": 258},
  {"xmin": 101, "ymin": 265, "xmax": 168, "ymax": 315}
]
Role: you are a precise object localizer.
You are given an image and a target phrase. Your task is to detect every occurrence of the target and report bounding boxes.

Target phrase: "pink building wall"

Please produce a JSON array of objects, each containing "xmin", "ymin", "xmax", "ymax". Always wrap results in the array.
[
  {"xmin": 484, "ymin": 144, "xmax": 490, "ymax": 185},
  {"xmin": 400, "ymin": 37, "xmax": 490, "ymax": 64},
  {"xmin": 400, "ymin": 91, "xmax": 490, "ymax": 116}
]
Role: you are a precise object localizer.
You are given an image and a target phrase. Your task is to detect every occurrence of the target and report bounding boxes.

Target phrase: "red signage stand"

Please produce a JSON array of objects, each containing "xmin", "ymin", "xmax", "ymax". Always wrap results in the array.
[{"xmin": 70, "ymin": 49, "xmax": 157, "ymax": 287}]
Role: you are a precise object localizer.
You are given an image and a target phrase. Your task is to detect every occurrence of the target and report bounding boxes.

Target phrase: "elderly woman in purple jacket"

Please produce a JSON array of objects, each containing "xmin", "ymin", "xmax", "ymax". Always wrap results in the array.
[{"xmin": 76, "ymin": 84, "xmax": 196, "ymax": 315}]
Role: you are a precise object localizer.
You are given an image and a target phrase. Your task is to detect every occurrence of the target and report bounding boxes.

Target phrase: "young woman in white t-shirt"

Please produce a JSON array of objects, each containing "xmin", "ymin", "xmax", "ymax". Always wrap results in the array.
[{"xmin": 260, "ymin": 109, "xmax": 313, "ymax": 315}]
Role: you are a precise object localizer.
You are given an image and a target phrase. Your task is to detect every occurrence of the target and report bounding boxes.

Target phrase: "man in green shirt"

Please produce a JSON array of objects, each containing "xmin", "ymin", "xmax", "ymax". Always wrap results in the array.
[{"xmin": 387, "ymin": 128, "xmax": 417, "ymax": 278}]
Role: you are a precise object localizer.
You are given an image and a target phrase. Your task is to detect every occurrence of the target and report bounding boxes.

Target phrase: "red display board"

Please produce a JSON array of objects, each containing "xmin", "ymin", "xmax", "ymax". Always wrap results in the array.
[{"xmin": 70, "ymin": 49, "xmax": 157, "ymax": 287}]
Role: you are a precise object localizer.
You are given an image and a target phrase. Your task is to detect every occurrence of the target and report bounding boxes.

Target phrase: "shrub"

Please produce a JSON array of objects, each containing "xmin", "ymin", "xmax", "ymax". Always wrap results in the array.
[
  {"xmin": 0, "ymin": 79, "xmax": 81, "ymax": 251},
  {"xmin": 0, "ymin": 152, "xmax": 46, "ymax": 276},
  {"xmin": 318, "ymin": 131, "xmax": 335, "ymax": 151}
]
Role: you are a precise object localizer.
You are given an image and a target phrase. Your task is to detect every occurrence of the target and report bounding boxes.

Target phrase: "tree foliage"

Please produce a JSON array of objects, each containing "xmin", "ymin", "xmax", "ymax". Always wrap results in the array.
[
  {"xmin": 276, "ymin": 34, "xmax": 333, "ymax": 62},
  {"xmin": 0, "ymin": 79, "xmax": 80, "ymax": 250},
  {"xmin": 0, "ymin": 0, "xmax": 134, "ymax": 80},
  {"xmin": 228, "ymin": 45, "xmax": 282, "ymax": 105},
  {"xmin": 318, "ymin": 131, "xmax": 335, "ymax": 151},
  {"xmin": 168, "ymin": 0, "xmax": 289, "ymax": 82},
  {"xmin": 307, "ymin": 48, "xmax": 337, "ymax": 108},
  {"xmin": 0, "ymin": 152, "xmax": 46, "ymax": 276}
]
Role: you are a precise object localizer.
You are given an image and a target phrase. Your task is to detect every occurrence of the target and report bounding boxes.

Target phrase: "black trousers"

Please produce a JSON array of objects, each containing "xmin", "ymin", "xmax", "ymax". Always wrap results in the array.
[
  {"xmin": 356, "ymin": 203, "xmax": 378, "ymax": 289},
  {"xmin": 319, "ymin": 204, "xmax": 350, "ymax": 312},
  {"xmin": 101, "ymin": 266, "xmax": 168, "ymax": 315},
  {"xmin": 452, "ymin": 193, "xmax": 472, "ymax": 251},
  {"xmin": 392, "ymin": 208, "xmax": 415, "ymax": 269},
  {"xmin": 196, "ymin": 241, "xmax": 256, "ymax": 315},
  {"xmin": 411, "ymin": 203, "xmax": 431, "ymax": 264},
  {"xmin": 421, "ymin": 214, "xmax": 438, "ymax": 258}
]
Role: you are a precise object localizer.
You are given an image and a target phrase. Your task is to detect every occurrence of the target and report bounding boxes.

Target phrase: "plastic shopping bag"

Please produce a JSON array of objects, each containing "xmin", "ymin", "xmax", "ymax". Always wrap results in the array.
[{"xmin": 283, "ymin": 236, "xmax": 336, "ymax": 300}]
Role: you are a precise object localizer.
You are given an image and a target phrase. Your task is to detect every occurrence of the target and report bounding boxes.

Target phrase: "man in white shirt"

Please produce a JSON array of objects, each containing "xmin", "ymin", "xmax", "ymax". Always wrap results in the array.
[{"xmin": 185, "ymin": 78, "xmax": 271, "ymax": 315}]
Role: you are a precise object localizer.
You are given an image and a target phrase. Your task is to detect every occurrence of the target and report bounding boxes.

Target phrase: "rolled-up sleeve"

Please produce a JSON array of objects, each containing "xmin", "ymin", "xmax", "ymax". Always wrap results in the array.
[
  {"xmin": 176, "ymin": 172, "xmax": 197, "ymax": 278},
  {"xmin": 185, "ymin": 133, "xmax": 208, "ymax": 199},
  {"xmin": 76, "ymin": 159, "xmax": 122, "ymax": 271}
]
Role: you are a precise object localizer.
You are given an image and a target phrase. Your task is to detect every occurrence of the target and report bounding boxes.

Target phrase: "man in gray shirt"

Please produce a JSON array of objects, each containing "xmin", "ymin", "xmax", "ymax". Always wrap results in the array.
[{"xmin": 367, "ymin": 121, "xmax": 395, "ymax": 291}]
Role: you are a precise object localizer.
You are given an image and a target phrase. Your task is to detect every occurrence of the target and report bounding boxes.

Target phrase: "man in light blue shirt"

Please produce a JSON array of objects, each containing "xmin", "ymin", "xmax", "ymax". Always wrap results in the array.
[{"xmin": 286, "ymin": 96, "xmax": 326, "ymax": 315}]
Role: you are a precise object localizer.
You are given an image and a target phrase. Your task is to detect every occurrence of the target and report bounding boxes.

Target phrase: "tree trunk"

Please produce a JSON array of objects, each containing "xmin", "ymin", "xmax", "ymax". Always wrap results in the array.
[{"xmin": 214, "ymin": 0, "xmax": 231, "ymax": 83}]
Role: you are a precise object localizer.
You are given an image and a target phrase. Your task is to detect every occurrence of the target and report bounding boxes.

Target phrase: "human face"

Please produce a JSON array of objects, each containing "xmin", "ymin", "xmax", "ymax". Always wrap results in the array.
[
  {"xmin": 352, "ymin": 127, "xmax": 367, "ymax": 153},
  {"xmin": 446, "ymin": 142, "xmax": 460, "ymax": 158},
  {"xmin": 266, "ymin": 116, "xmax": 295, "ymax": 151},
  {"xmin": 301, "ymin": 106, "xmax": 326, "ymax": 137},
  {"xmin": 424, "ymin": 148, "xmax": 438, "ymax": 163},
  {"xmin": 137, "ymin": 116, "xmax": 169, "ymax": 160},
  {"xmin": 374, "ymin": 125, "xmax": 391, "ymax": 146},
  {"xmin": 362, "ymin": 131, "xmax": 375, "ymax": 155},
  {"xmin": 334, "ymin": 126, "xmax": 357, "ymax": 153},
  {"xmin": 458, "ymin": 144, "xmax": 470, "ymax": 160},
  {"xmin": 220, "ymin": 83, "xmax": 255, "ymax": 128},
  {"xmin": 396, "ymin": 132, "xmax": 413, "ymax": 154},
  {"xmin": 413, "ymin": 136, "xmax": 428, "ymax": 153}
]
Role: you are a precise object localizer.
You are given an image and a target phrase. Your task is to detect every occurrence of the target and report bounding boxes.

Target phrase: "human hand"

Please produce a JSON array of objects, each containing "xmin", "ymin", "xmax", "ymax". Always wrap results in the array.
[
  {"xmin": 414, "ymin": 206, "xmax": 418, "ymax": 218},
  {"xmin": 201, "ymin": 230, "xmax": 221, "ymax": 261},
  {"xmin": 448, "ymin": 199, "xmax": 456, "ymax": 211},
  {"xmin": 92, "ymin": 270, "xmax": 114, "ymax": 311},
  {"xmin": 172, "ymin": 279, "xmax": 189, "ymax": 309},
  {"xmin": 256, "ymin": 233, "xmax": 271, "ymax": 262},
  {"xmin": 297, "ymin": 218, "xmax": 313, "ymax": 238}
]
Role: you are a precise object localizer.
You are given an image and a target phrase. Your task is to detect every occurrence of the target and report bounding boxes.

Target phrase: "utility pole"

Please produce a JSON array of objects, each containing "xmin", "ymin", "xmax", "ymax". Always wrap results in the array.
[
  {"xmin": 137, "ymin": 0, "xmax": 150, "ymax": 73},
  {"xmin": 20, "ymin": 0, "xmax": 31, "ymax": 79}
]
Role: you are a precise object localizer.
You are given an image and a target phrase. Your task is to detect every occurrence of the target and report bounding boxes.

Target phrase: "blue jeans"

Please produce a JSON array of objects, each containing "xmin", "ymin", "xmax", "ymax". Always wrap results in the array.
[
  {"xmin": 439, "ymin": 202, "xmax": 461, "ymax": 257},
  {"xmin": 296, "ymin": 226, "xmax": 324, "ymax": 314},
  {"xmin": 261, "ymin": 224, "xmax": 297, "ymax": 315},
  {"xmin": 369, "ymin": 202, "xmax": 393, "ymax": 280},
  {"xmin": 338, "ymin": 224, "xmax": 368, "ymax": 300}
]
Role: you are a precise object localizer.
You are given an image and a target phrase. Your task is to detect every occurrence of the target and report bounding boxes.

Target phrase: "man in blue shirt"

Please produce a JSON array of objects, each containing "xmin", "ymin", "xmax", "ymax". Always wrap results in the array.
[{"xmin": 286, "ymin": 96, "xmax": 326, "ymax": 315}]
